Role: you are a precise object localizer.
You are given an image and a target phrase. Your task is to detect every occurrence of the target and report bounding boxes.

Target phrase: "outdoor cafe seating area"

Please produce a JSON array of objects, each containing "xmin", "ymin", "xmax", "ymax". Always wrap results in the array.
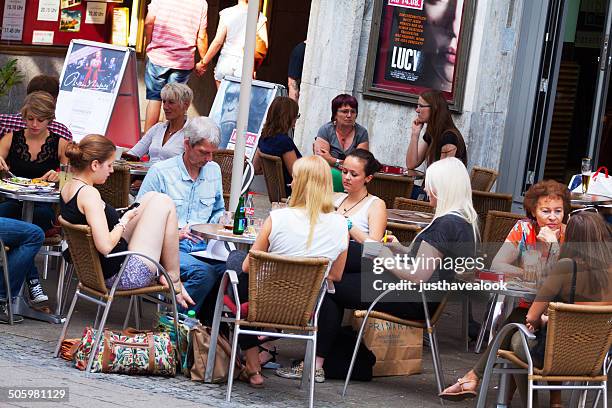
[{"xmin": 0, "ymin": 146, "xmax": 611, "ymax": 408}]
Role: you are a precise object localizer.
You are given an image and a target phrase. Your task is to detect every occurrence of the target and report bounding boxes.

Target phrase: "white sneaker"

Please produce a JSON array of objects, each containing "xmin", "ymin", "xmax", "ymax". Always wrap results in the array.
[
  {"xmin": 275, "ymin": 361, "xmax": 325, "ymax": 383},
  {"xmin": 27, "ymin": 280, "xmax": 48, "ymax": 304}
]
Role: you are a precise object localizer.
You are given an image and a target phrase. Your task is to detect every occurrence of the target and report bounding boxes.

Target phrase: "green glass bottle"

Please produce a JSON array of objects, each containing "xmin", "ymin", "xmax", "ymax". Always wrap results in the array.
[
  {"xmin": 187, "ymin": 310, "xmax": 196, "ymax": 319},
  {"xmin": 233, "ymin": 195, "xmax": 246, "ymax": 235}
]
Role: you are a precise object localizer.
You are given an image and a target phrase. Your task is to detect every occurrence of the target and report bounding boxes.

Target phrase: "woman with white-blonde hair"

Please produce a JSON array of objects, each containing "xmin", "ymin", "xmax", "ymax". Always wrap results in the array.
[
  {"xmin": 225, "ymin": 155, "xmax": 349, "ymax": 388},
  {"xmin": 125, "ymin": 82, "xmax": 193, "ymax": 163},
  {"xmin": 276, "ymin": 157, "xmax": 479, "ymax": 383}
]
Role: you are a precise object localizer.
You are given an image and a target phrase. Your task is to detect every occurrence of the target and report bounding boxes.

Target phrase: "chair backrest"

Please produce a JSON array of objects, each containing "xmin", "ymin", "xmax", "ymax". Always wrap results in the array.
[
  {"xmin": 95, "ymin": 163, "xmax": 130, "ymax": 208},
  {"xmin": 386, "ymin": 222, "xmax": 421, "ymax": 245},
  {"xmin": 472, "ymin": 190, "xmax": 513, "ymax": 236},
  {"xmin": 259, "ymin": 152, "xmax": 287, "ymax": 203},
  {"xmin": 213, "ymin": 149, "xmax": 247, "ymax": 209},
  {"xmin": 470, "ymin": 166, "xmax": 499, "ymax": 192},
  {"xmin": 58, "ymin": 216, "xmax": 108, "ymax": 295},
  {"xmin": 368, "ymin": 174, "xmax": 414, "ymax": 209},
  {"xmin": 393, "ymin": 197, "xmax": 435, "ymax": 213},
  {"xmin": 542, "ymin": 302, "xmax": 612, "ymax": 377},
  {"xmin": 483, "ymin": 210, "xmax": 524, "ymax": 243},
  {"xmin": 247, "ymin": 249, "xmax": 329, "ymax": 327}
]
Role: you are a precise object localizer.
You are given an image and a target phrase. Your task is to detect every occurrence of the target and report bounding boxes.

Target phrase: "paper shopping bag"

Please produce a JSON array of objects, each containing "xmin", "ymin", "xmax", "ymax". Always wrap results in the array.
[{"xmin": 352, "ymin": 316, "xmax": 422, "ymax": 377}]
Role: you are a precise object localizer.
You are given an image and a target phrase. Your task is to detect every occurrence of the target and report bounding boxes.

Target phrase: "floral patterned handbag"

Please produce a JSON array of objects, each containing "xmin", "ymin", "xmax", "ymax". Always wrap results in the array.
[{"xmin": 74, "ymin": 327, "xmax": 176, "ymax": 376}]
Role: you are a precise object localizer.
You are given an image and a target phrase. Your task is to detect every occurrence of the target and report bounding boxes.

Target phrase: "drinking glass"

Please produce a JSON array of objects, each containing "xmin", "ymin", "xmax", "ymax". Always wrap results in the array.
[
  {"xmin": 59, "ymin": 164, "xmax": 72, "ymax": 190},
  {"xmin": 581, "ymin": 157, "xmax": 592, "ymax": 194},
  {"xmin": 522, "ymin": 250, "xmax": 540, "ymax": 283},
  {"xmin": 219, "ymin": 211, "xmax": 234, "ymax": 230}
]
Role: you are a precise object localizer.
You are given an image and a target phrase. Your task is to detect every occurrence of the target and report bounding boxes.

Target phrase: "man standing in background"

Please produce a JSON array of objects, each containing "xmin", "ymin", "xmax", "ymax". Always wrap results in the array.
[
  {"xmin": 143, "ymin": 0, "xmax": 209, "ymax": 132},
  {"xmin": 287, "ymin": 41, "xmax": 306, "ymax": 102}
]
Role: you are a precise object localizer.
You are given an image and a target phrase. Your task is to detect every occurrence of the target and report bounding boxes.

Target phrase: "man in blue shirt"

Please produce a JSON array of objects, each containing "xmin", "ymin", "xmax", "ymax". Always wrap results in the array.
[{"xmin": 138, "ymin": 116, "xmax": 226, "ymax": 313}]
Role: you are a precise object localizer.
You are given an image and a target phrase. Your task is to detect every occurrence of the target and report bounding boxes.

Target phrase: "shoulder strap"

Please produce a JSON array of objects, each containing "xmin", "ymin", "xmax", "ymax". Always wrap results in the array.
[{"xmin": 570, "ymin": 259, "xmax": 577, "ymax": 304}]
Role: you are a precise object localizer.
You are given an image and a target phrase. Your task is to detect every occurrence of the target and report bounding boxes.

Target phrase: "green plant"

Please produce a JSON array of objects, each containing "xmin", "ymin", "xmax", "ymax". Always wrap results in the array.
[{"xmin": 0, "ymin": 59, "xmax": 25, "ymax": 98}]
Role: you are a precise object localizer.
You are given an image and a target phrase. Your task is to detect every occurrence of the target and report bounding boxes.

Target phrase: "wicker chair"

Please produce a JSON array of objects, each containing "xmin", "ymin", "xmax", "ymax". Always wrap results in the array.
[
  {"xmin": 368, "ymin": 173, "xmax": 414, "ymax": 209},
  {"xmin": 0, "ymin": 239, "xmax": 13, "ymax": 325},
  {"xmin": 95, "ymin": 163, "xmax": 130, "ymax": 208},
  {"xmin": 386, "ymin": 222, "xmax": 421, "ymax": 245},
  {"xmin": 472, "ymin": 191, "xmax": 513, "ymax": 237},
  {"xmin": 259, "ymin": 152, "xmax": 288, "ymax": 204},
  {"xmin": 213, "ymin": 149, "xmax": 251, "ymax": 209},
  {"xmin": 344, "ymin": 293, "xmax": 449, "ymax": 396},
  {"xmin": 54, "ymin": 216, "xmax": 181, "ymax": 374},
  {"xmin": 470, "ymin": 166, "xmax": 499, "ymax": 192},
  {"xmin": 481, "ymin": 210, "xmax": 524, "ymax": 266},
  {"xmin": 206, "ymin": 250, "xmax": 329, "ymax": 408},
  {"xmin": 477, "ymin": 303, "xmax": 612, "ymax": 408},
  {"xmin": 393, "ymin": 197, "xmax": 435, "ymax": 213}
]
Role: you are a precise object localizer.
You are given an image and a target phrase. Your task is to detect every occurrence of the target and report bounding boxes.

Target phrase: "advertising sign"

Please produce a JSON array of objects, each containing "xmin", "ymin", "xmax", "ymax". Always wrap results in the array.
[{"xmin": 364, "ymin": 0, "xmax": 476, "ymax": 111}]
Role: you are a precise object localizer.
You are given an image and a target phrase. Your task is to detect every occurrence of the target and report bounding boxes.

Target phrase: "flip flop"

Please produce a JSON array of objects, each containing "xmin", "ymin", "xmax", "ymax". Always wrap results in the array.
[{"xmin": 439, "ymin": 377, "xmax": 478, "ymax": 401}]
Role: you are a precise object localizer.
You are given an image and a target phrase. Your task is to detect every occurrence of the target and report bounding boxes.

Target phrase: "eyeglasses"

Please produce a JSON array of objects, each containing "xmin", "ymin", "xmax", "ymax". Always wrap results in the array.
[
  {"xmin": 337, "ymin": 108, "xmax": 357, "ymax": 115},
  {"xmin": 568, "ymin": 206, "xmax": 598, "ymax": 219},
  {"xmin": 417, "ymin": 103, "xmax": 431, "ymax": 109}
]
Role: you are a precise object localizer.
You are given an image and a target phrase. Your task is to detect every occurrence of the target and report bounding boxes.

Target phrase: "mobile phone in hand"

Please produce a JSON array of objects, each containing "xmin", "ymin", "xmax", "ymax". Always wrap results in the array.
[{"xmin": 117, "ymin": 202, "xmax": 140, "ymax": 216}]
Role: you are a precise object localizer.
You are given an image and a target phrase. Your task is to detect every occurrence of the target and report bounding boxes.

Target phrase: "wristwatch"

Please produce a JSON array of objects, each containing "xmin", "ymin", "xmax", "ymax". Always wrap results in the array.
[{"xmin": 334, "ymin": 158, "xmax": 341, "ymax": 168}]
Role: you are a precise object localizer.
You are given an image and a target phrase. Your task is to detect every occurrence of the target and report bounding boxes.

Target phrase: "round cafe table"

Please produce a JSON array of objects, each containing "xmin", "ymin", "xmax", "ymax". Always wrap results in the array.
[
  {"xmin": 0, "ymin": 188, "xmax": 64, "ymax": 324},
  {"xmin": 190, "ymin": 223, "xmax": 256, "ymax": 252},
  {"xmin": 570, "ymin": 192, "xmax": 612, "ymax": 206}
]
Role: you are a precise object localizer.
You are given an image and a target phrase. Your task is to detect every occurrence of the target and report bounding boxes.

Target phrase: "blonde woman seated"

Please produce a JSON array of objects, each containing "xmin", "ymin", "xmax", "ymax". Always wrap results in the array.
[
  {"xmin": 60, "ymin": 135, "xmax": 194, "ymax": 309},
  {"xmin": 276, "ymin": 158, "xmax": 479, "ymax": 383},
  {"xmin": 124, "ymin": 83, "xmax": 192, "ymax": 163},
  {"xmin": 225, "ymin": 156, "xmax": 349, "ymax": 388}
]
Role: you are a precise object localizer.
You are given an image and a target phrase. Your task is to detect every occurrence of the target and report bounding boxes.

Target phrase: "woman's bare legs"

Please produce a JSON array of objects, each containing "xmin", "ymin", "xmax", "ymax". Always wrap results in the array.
[{"xmin": 122, "ymin": 192, "xmax": 179, "ymax": 281}]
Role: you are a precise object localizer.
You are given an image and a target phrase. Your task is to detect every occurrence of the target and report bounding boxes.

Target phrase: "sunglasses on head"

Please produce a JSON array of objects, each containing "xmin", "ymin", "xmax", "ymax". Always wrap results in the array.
[{"xmin": 568, "ymin": 206, "xmax": 598, "ymax": 219}]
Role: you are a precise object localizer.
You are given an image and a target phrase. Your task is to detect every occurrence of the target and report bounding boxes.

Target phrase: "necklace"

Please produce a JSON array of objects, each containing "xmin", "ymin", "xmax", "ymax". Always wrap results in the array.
[
  {"xmin": 72, "ymin": 177, "xmax": 91, "ymax": 186},
  {"xmin": 339, "ymin": 192, "xmax": 369, "ymax": 215}
]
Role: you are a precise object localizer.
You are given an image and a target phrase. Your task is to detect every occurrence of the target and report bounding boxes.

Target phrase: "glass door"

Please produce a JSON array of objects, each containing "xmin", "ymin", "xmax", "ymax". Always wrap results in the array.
[
  {"xmin": 522, "ymin": 0, "xmax": 566, "ymax": 192},
  {"xmin": 588, "ymin": 0, "xmax": 612, "ymax": 168}
]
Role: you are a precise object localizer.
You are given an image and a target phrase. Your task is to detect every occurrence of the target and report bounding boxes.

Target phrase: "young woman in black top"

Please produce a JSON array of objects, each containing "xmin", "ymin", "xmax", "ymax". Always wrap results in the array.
[
  {"xmin": 406, "ymin": 90, "xmax": 467, "ymax": 169},
  {"xmin": 60, "ymin": 135, "xmax": 194, "ymax": 309}
]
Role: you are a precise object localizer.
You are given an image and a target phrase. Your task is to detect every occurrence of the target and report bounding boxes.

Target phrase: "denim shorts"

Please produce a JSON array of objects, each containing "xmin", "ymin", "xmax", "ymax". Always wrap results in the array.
[{"xmin": 145, "ymin": 60, "xmax": 191, "ymax": 100}]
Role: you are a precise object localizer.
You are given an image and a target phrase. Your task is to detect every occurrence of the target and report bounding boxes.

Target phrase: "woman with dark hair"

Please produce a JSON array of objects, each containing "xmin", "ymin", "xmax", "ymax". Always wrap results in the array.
[
  {"xmin": 441, "ymin": 210, "xmax": 612, "ymax": 407},
  {"xmin": 314, "ymin": 94, "xmax": 369, "ymax": 168},
  {"xmin": 60, "ymin": 135, "xmax": 194, "ymax": 309},
  {"xmin": 406, "ymin": 90, "xmax": 467, "ymax": 169},
  {"xmin": 315, "ymin": 94, "xmax": 369, "ymax": 192},
  {"xmin": 253, "ymin": 96, "xmax": 302, "ymax": 196},
  {"xmin": 334, "ymin": 149, "xmax": 386, "ymax": 244}
]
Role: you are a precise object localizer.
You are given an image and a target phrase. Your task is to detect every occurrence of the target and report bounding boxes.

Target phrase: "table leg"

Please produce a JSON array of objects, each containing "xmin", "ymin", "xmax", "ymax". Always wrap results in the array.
[
  {"xmin": 12, "ymin": 282, "xmax": 65, "ymax": 324},
  {"xmin": 488, "ymin": 294, "xmax": 506, "ymax": 346},
  {"xmin": 475, "ymin": 293, "xmax": 498, "ymax": 353},
  {"xmin": 20, "ymin": 201, "xmax": 34, "ymax": 224}
]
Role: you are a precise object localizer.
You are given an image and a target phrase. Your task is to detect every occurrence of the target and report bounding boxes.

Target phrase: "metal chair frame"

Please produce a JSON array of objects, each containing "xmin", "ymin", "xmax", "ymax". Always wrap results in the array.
[
  {"xmin": 477, "ymin": 313, "xmax": 612, "ymax": 408},
  {"xmin": 0, "ymin": 238, "xmax": 13, "ymax": 325},
  {"xmin": 343, "ymin": 289, "xmax": 448, "ymax": 396},
  {"xmin": 206, "ymin": 260, "xmax": 329, "ymax": 408}
]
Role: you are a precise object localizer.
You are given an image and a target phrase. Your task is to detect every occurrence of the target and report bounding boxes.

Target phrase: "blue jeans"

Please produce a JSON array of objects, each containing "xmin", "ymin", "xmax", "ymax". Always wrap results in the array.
[
  {"xmin": 0, "ymin": 218, "xmax": 44, "ymax": 300},
  {"xmin": 178, "ymin": 239, "xmax": 226, "ymax": 313},
  {"xmin": 144, "ymin": 60, "xmax": 191, "ymax": 100},
  {"xmin": 0, "ymin": 200, "xmax": 54, "ymax": 281}
]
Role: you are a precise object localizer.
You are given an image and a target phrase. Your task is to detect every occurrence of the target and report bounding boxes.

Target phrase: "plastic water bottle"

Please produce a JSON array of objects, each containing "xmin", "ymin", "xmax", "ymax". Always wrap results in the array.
[
  {"xmin": 244, "ymin": 192, "xmax": 255, "ymax": 232},
  {"xmin": 184, "ymin": 310, "xmax": 200, "ymax": 329}
]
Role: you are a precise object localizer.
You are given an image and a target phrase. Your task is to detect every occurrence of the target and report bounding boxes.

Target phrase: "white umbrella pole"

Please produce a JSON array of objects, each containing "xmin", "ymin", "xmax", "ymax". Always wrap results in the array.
[{"xmin": 229, "ymin": 0, "xmax": 259, "ymax": 210}]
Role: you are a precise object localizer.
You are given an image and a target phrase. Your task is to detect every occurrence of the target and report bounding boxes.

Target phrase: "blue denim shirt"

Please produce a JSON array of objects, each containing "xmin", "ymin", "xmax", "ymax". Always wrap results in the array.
[{"xmin": 137, "ymin": 155, "xmax": 225, "ymax": 228}]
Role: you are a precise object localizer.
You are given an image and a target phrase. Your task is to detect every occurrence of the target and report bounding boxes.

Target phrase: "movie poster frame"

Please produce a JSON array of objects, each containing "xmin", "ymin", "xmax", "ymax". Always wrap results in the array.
[{"xmin": 363, "ymin": 0, "xmax": 477, "ymax": 112}]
